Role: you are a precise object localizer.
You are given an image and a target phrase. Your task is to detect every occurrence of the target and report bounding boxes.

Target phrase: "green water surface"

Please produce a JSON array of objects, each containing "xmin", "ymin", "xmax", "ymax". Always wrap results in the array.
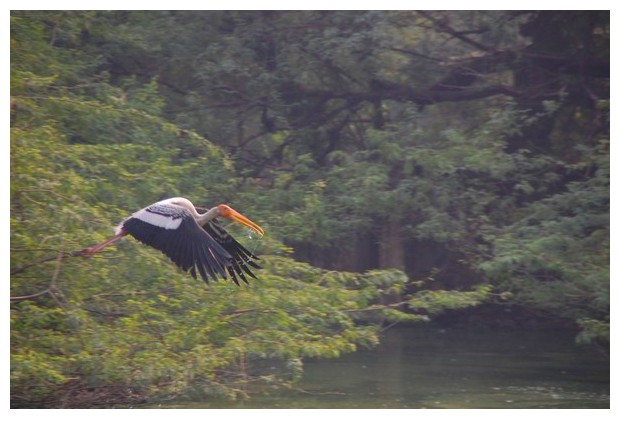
[{"xmin": 151, "ymin": 325, "xmax": 610, "ymax": 409}]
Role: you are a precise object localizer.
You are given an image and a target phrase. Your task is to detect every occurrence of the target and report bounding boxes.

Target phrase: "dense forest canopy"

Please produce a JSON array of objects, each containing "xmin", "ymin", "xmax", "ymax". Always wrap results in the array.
[{"xmin": 10, "ymin": 10, "xmax": 609, "ymax": 407}]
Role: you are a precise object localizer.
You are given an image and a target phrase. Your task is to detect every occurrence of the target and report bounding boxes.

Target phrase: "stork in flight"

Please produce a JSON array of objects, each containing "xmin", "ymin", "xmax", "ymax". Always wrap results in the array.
[{"xmin": 77, "ymin": 197, "xmax": 264, "ymax": 285}]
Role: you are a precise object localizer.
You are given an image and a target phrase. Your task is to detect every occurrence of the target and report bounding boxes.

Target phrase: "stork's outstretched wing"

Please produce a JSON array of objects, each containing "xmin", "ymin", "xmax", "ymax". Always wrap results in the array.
[
  {"xmin": 121, "ymin": 203, "xmax": 232, "ymax": 284},
  {"xmin": 203, "ymin": 220, "xmax": 261, "ymax": 285}
]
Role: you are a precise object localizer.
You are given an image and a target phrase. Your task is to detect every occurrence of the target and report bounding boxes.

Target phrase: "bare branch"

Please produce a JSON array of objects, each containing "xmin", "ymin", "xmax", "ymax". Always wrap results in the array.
[
  {"xmin": 417, "ymin": 11, "xmax": 495, "ymax": 53},
  {"xmin": 48, "ymin": 251, "xmax": 68, "ymax": 308},
  {"xmin": 387, "ymin": 46, "xmax": 443, "ymax": 63},
  {"xmin": 303, "ymin": 84, "xmax": 520, "ymax": 108},
  {"xmin": 11, "ymin": 253, "xmax": 67, "ymax": 276},
  {"xmin": 11, "ymin": 251, "xmax": 66, "ymax": 304},
  {"xmin": 10, "ymin": 288, "xmax": 52, "ymax": 302},
  {"xmin": 11, "ymin": 242, "xmax": 118, "ymax": 276}
]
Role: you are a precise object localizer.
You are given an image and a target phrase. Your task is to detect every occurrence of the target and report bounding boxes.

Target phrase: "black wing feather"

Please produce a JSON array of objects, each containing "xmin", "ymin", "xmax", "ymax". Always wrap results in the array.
[
  {"xmin": 194, "ymin": 241, "xmax": 213, "ymax": 283},
  {"xmin": 202, "ymin": 220, "xmax": 261, "ymax": 285}
]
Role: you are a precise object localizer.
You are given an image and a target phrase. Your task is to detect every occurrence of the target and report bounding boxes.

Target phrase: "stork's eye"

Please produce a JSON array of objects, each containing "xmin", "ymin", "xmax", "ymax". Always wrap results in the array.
[{"xmin": 217, "ymin": 204, "xmax": 232, "ymax": 217}]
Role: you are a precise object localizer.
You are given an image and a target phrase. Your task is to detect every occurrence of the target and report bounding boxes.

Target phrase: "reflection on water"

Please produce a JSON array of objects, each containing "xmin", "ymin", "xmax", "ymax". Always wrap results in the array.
[{"xmin": 156, "ymin": 325, "xmax": 610, "ymax": 409}]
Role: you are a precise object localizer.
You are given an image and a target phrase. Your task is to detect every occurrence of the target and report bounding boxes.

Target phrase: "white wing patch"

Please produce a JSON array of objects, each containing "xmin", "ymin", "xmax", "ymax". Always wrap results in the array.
[
  {"xmin": 120, "ymin": 202, "xmax": 185, "ymax": 231},
  {"xmin": 134, "ymin": 208, "xmax": 184, "ymax": 230},
  {"xmin": 115, "ymin": 200, "xmax": 191, "ymax": 234}
]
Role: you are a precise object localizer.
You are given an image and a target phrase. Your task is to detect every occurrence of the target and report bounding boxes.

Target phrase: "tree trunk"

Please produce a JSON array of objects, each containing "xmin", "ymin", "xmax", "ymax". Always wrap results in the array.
[{"xmin": 378, "ymin": 221, "xmax": 405, "ymax": 270}]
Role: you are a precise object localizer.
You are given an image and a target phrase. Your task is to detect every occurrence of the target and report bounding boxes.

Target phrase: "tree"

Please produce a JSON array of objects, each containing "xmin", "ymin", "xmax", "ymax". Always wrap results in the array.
[
  {"xmin": 11, "ymin": 11, "xmax": 493, "ymax": 407},
  {"xmin": 11, "ymin": 11, "xmax": 609, "ymax": 408}
]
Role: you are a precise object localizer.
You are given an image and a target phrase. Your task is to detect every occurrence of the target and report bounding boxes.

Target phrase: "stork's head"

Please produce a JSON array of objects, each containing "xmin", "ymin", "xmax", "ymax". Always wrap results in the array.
[{"xmin": 217, "ymin": 204, "xmax": 265, "ymax": 236}]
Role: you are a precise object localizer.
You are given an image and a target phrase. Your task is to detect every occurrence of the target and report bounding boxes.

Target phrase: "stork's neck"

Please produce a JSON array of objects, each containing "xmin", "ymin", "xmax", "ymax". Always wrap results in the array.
[{"xmin": 195, "ymin": 206, "xmax": 221, "ymax": 226}]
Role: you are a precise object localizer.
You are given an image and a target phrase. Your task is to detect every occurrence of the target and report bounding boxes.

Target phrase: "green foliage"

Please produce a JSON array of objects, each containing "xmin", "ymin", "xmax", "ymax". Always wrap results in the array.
[
  {"xmin": 11, "ymin": 240, "xmax": 429, "ymax": 406},
  {"xmin": 408, "ymin": 285, "xmax": 493, "ymax": 315},
  {"xmin": 576, "ymin": 318, "xmax": 610, "ymax": 346},
  {"xmin": 11, "ymin": 10, "xmax": 609, "ymax": 407},
  {"xmin": 479, "ymin": 139, "xmax": 609, "ymax": 340}
]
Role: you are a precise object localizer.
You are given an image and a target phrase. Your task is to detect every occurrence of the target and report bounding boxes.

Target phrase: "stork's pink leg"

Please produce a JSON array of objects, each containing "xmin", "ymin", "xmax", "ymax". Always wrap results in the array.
[{"xmin": 75, "ymin": 230, "xmax": 128, "ymax": 257}]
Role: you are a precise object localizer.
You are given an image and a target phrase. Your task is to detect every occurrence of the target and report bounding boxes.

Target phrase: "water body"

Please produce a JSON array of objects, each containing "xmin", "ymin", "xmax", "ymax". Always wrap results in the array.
[{"xmin": 158, "ymin": 325, "xmax": 610, "ymax": 409}]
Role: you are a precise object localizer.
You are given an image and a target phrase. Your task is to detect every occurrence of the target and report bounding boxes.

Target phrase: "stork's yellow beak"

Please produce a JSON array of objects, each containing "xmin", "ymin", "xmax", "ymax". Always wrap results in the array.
[{"xmin": 218, "ymin": 204, "xmax": 265, "ymax": 236}]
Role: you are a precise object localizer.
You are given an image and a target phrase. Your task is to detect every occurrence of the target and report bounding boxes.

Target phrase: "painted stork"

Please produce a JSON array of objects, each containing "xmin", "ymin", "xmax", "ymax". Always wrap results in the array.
[{"xmin": 77, "ymin": 197, "xmax": 264, "ymax": 285}]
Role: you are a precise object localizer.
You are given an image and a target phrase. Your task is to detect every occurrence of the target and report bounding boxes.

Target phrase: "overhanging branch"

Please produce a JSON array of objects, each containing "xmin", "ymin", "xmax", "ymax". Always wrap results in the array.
[{"xmin": 303, "ymin": 84, "xmax": 521, "ymax": 109}]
